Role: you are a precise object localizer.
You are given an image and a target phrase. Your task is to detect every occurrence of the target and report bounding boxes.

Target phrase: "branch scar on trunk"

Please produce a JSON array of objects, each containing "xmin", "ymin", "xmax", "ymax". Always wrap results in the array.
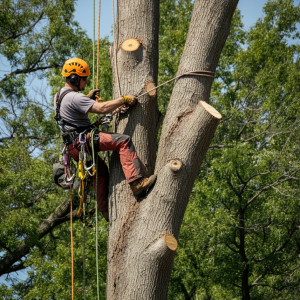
[
  {"xmin": 166, "ymin": 109, "xmax": 194, "ymax": 140},
  {"xmin": 121, "ymin": 38, "xmax": 140, "ymax": 51},
  {"xmin": 169, "ymin": 159, "xmax": 183, "ymax": 173},
  {"xmin": 199, "ymin": 101, "xmax": 222, "ymax": 120},
  {"xmin": 164, "ymin": 233, "xmax": 178, "ymax": 251},
  {"xmin": 144, "ymin": 80, "xmax": 157, "ymax": 97}
]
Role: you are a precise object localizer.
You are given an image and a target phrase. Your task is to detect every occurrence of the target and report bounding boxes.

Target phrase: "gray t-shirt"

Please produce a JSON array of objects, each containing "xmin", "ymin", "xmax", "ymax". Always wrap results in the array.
[{"xmin": 54, "ymin": 87, "xmax": 95, "ymax": 133}]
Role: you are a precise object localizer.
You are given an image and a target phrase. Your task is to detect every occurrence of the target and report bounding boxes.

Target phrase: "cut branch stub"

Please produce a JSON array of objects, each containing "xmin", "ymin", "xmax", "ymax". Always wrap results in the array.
[
  {"xmin": 164, "ymin": 234, "xmax": 178, "ymax": 251},
  {"xmin": 199, "ymin": 100, "xmax": 222, "ymax": 119},
  {"xmin": 169, "ymin": 159, "xmax": 183, "ymax": 172},
  {"xmin": 145, "ymin": 81, "xmax": 157, "ymax": 97},
  {"xmin": 121, "ymin": 38, "xmax": 140, "ymax": 52}
]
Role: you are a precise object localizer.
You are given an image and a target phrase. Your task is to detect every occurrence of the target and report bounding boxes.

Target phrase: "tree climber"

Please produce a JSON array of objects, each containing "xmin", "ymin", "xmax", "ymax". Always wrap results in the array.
[{"xmin": 54, "ymin": 58, "xmax": 156, "ymax": 220}]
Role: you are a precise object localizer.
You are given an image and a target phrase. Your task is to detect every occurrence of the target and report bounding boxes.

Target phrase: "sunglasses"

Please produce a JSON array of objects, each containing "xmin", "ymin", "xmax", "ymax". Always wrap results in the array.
[{"xmin": 81, "ymin": 76, "xmax": 88, "ymax": 82}]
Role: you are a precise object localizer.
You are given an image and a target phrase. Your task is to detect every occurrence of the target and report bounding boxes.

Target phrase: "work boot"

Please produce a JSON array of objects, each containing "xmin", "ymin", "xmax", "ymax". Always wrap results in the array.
[{"xmin": 130, "ymin": 175, "xmax": 157, "ymax": 196}]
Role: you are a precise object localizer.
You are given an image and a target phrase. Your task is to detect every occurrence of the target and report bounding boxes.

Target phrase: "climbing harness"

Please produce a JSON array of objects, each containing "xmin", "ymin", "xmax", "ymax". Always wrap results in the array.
[{"xmin": 54, "ymin": 89, "xmax": 76, "ymax": 131}]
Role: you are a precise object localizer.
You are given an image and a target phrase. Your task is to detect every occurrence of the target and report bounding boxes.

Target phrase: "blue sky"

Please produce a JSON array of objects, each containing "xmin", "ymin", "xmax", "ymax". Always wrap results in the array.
[
  {"xmin": 0, "ymin": 0, "xmax": 269, "ymax": 287},
  {"xmin": 74, "ymin": 0, "xmax": 268, "ymax": 41},
  {"xmin": 0, "ymin": 0, "xmax": 268, "ymax": 83}
]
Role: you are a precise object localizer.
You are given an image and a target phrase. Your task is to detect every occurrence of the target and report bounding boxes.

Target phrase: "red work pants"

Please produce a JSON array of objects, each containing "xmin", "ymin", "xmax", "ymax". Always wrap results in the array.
[{"xmin": 67, "ymin": 131, "xmax": 143, "ymax": 212}]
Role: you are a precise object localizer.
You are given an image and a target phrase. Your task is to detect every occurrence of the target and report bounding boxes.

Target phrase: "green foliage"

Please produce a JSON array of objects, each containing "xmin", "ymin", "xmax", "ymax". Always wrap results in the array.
[
  {"xmin": 0, "ymin": 0, "xmax": 111, "ymax": 298},
  {"xmin": 158, "ymin": 0, "xmax": 194, "ymax": 115},
  {"xmin": 166, "ymin": 1, "xmax": 300, "ymax": 299},
  {"xmin": 1, "ymin": 0, "xmax": 300, "ymax": 299},
  {"xmin": 17, "ymin": 220, "xmax": 109, "ymax": 300}
]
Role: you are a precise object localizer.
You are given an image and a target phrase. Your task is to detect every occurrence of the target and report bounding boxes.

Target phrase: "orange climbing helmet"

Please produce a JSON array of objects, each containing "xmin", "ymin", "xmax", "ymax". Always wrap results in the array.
[{"xmin": 61, "ymin": 58, "xmax": 91, "ymax": 77}]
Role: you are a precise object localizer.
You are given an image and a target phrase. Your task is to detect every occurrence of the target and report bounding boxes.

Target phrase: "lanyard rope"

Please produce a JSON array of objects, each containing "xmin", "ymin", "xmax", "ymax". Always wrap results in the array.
[
  {"xmin": 90, "ymin": 2, "xmax": 101, "ymax": 299},
  {"xmin": 83, "ymin": 202, "xmax": 86, "ymax": 300},
  {"xmin": 95, "ymin": 155, "xmax": 100, "ymax": 300},
  {"xmin": 136, "ymin": 70, "xmax": 215, "ymax": 99},
  {"xmin": 70, "ymin": 184, "xmax": 74, "ymax": 300},
  {"xmin": 90, "ymin": 127, "xmax": 100, "ymax": 300}
]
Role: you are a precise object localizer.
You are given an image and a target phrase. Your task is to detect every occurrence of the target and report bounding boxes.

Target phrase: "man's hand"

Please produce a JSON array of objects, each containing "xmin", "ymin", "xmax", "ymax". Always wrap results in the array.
[
  {"xmin": 86, "ymin": 89, "xmax": 100, "ymax": 100},
  {"xmin": 123, "ymin": 95, "xmax": 137, "ymax": 106},
  {"xmin": 119, "ymin": 105, "xmax": 130, "ymax": 113}
]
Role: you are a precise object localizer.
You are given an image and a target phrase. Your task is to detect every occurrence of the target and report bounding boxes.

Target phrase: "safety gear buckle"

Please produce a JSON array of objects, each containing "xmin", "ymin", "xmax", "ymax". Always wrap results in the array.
[{"xmin": 79, "ymin": 132, "xmax": 87, "ymax": 144}]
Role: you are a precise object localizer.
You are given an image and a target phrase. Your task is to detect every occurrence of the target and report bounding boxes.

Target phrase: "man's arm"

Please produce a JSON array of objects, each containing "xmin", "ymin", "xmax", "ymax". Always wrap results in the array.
[{"xmin": 88, "ymin": 95, "xmax": 137, "ymax": 114}]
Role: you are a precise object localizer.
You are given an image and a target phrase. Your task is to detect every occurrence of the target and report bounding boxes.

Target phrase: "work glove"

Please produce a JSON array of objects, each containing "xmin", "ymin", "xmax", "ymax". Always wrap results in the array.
[
  {"xmin": 123, "ymin": 95, "xmax": 137, "ymax": 106},
  {"xmin": 86, "ymin": 89, "xmax": 101, "ymax": 100}
]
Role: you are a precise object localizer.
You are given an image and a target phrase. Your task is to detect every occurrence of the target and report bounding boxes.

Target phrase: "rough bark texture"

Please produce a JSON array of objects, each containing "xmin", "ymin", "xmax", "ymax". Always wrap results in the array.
[{"xmin": 107, "ymin": 0, "xmax": 239, "ymax": 299}]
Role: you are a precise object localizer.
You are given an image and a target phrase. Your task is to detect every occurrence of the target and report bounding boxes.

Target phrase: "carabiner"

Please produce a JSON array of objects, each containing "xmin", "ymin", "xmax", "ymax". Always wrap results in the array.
[
  {"xmin": 66, "ymin": 173, "xmax": 75, "ymax": 182},
  {"xmin": 79, "ymin": 132, "xmax": 87, "ymax": 144},
  {"xmin": 101, "ymin": 114, "xmax": 112, "ymax": 125},
  {"xmin": 60, "ymin": 143, "xmax": 66, "ymax": 154},
  {"xmin": 85, "ymin": 166, "xmax": 95, "ymax": 177},
  {"xmin": 84, "ymin": 160, "xmax": 96, "ymax": 176}
]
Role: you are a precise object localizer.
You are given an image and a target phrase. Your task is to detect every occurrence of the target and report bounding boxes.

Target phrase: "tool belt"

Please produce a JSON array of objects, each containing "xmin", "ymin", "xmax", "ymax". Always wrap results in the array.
[{"xmin": 62, "ymin": 126, "xmax": 95, "ymax": 145}]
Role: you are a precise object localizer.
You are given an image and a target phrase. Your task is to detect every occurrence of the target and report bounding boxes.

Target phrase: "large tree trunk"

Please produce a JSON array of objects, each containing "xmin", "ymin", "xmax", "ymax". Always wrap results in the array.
[{"xmin": 107, "ymin": 0, "xmax": 239, "ymax": 299}]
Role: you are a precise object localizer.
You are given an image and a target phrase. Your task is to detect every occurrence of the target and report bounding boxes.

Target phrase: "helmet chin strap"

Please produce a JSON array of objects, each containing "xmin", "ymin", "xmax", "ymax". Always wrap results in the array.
[{"xmin": 77, "ymin": 77, "xmax": 82, "ymax": 91}]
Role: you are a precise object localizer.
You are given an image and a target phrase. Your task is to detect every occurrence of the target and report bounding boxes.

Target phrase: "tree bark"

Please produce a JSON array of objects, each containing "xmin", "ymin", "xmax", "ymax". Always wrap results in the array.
[{"xmin": 107, "ymin": 0, "xmax": 239, "ymax": 299}]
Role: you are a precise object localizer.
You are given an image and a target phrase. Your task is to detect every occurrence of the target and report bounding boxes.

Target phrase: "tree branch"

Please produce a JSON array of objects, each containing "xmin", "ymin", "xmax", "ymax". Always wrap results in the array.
[
  {"xmin": 225, "ymin": 242, "xmax": 240, "ymax": 254},
  {"xmin": 226, "ymin": 178, "xmax": 240, "ymax": 197},
  {"xmin": 255, "ymin": 223, "xmax": 298, "ymax": 263},
  {"xmin": 1, "ymin": 11, "xmax": 44, "ymax": 44},
  {"xmin": 0, "ymin": 64, "xmax": 60, "ymax": 83},
  {"xmin": 246, "ymin": 170, "xmax": 300, "ymax": 208},
  {"xmin": 0, "ymin": 262, "xmax": 25, "ymax": 275},
  {"xmin": 250, "ymin": 268, "xmax": 269, "ymax": 287},
  {"xmin": 209, "ymin": 144, "xmax": 225, "ymax": 149},
  {"xmin": 0, "ymin": 198, "xmax": 79, "ymax": 276},
  {"xmin": 0, "ymin": 134, "xmax": 60, "ymax": 143}
]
